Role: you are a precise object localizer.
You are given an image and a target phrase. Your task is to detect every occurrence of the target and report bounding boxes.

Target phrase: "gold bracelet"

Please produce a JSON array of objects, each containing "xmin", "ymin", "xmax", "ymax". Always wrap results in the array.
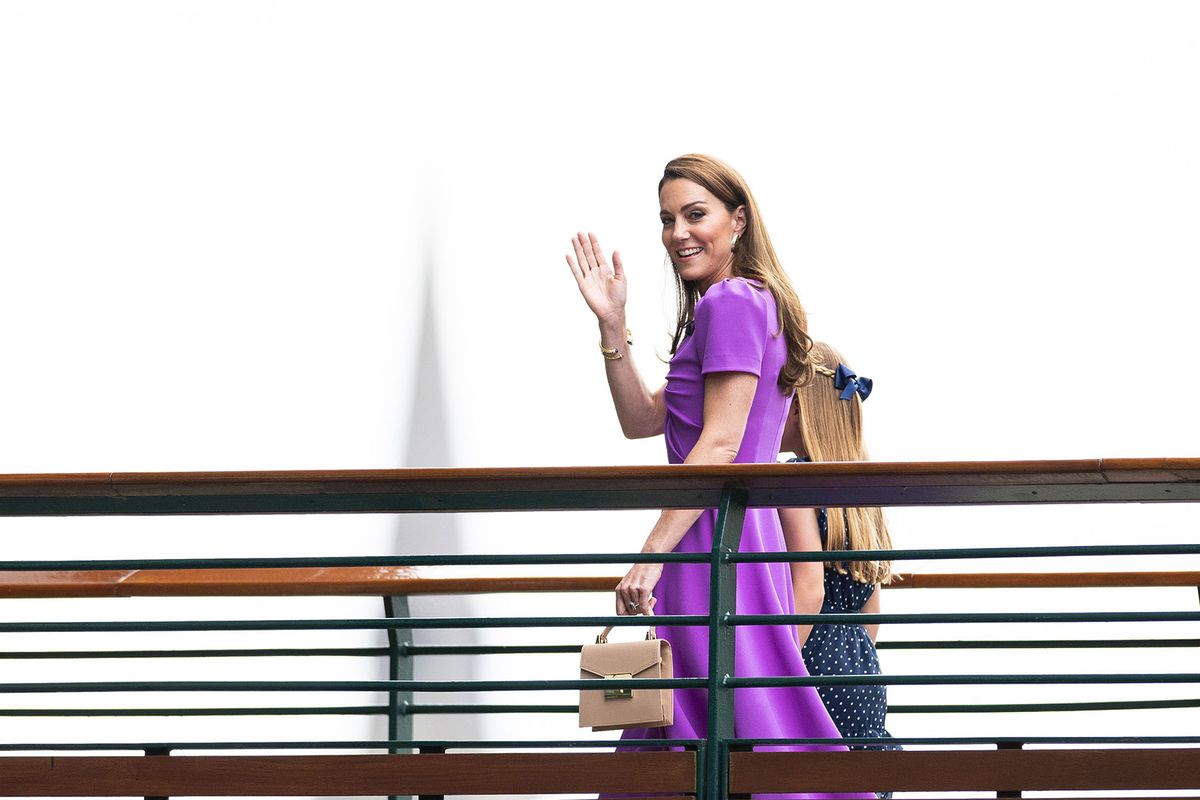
[{"xmin": 599, "ymin": 329, "xmax": 633, "ymax": 361}]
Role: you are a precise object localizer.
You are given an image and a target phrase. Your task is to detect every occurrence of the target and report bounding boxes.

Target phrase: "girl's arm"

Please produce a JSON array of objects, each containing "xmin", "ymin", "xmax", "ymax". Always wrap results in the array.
[
  {"xmin": 862, "ymin": 583, "xmax": 882, "ymax": 642},
  {"xmin": 614, "ymin": 370, "xmax": 757, "ymax": 613},
  {"xmin": 567, "ymin": 232, "xmax": 665, "ymax": 438},
  {"xmin": 779, "ymin": 507, "xmax": 825, "ymax": 647}
]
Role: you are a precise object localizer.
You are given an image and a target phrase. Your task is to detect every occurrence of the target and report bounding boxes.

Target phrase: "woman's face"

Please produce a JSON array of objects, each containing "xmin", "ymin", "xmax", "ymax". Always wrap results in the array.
[{"xmin": 659, "ymin": 178, "xmax": 745, "ymax": 293}]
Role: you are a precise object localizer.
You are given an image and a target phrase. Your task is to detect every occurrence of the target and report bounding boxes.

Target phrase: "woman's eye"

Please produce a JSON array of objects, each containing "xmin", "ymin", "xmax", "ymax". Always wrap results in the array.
[
  {"xmin": 688, "ymin": 211, "xmax": 705, "ymax": 220},
  {"xmin": 660, "ymin": 218, "xmax": 672, "ymax": 226}
]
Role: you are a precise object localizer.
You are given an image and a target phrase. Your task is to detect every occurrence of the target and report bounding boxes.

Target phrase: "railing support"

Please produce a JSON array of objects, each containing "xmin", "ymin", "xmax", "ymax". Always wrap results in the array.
[
  {"xmin": 997, "ymin": 740, "xmax": 1024, "ymax": 798},
  {"xmin": 384, "ymin": 595, "xmax": 413, "ymax": 800},
  {"xmin": 143, "ymin": 747, "xmax": 170, "ymax": 800},
  {"xmin": 704, "ymin": 487, "xmax": 747, "ymax": 800}
]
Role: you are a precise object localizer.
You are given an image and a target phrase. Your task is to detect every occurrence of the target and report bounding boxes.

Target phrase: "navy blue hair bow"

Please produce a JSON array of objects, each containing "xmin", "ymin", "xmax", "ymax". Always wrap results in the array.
[{"xmin": 833, "ymin": 363, "xmax": 872, "ymax": 402}]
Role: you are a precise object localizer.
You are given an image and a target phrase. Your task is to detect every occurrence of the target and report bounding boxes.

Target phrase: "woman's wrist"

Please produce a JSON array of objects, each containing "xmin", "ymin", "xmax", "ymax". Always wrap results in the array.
[{"xmin": 597, "ymin": 316, "xmax": 628, "ymax": 343}]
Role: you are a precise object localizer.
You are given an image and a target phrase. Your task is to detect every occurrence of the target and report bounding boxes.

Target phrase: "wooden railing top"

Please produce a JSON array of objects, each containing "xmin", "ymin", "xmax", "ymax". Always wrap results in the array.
[
  {"xmin": 2, "ymin": 458, "xmax": 1200, "ymax": 515},
  {"xmin": 0, "ymin": 568, "xmax": 1195, "ymax": 599}
]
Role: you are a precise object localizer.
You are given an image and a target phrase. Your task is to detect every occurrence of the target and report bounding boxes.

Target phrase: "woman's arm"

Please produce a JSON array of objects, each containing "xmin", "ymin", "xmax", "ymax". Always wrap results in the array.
[
  {"xmin": 614, "ymin": 370, "xmax": 757, "ymax": 614},
  {"xmin": 567, "ymin": 232, "xmax": 665, "ymax": 439},
  {"xmin": 779, "ymin": 507, "xmax": 825, "ymax": 647},
  {"xmin": 862, "ymin": 583, "xmax": 882, "ymax": 642}
]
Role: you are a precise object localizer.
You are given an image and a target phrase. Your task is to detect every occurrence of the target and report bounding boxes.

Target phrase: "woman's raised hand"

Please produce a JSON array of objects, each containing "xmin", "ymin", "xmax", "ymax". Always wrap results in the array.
[{"xmin": 566, "ymin": 232, "xmax": 627, "ymax": 324}]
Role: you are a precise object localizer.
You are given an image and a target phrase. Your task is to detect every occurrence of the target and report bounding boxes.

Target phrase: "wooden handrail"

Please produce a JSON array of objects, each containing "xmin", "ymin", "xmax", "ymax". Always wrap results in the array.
[
  {"xmin": 0, "ymin": 748, "xmax": 1195, "ymax": 796},
  {"xmin": 728, "ymin": 748, "xmax": 1200, "ymax": 793},
  {"xmin": 2, "ymin": 459, "xmax": 1199, "ymax": 514},
  {"xmin": 0, "ymin": 752, "xmax": 696, "ymax": 796},
  {"xmin": 0, "ymin": 568, "xmax": 1195, "ymax": 598}
]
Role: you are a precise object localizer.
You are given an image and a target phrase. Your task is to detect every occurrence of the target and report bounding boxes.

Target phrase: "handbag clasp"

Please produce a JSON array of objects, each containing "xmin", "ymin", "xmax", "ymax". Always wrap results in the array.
[{"xmin": 604, "ymin": 673, "xmax": 633, "ymax": 700}]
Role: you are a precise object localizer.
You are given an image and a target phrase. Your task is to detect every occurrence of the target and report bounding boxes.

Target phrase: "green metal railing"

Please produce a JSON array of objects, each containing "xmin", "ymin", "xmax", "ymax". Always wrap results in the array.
[{"xmin": 0, "ymin": 461, "xmax": 1198, "ymax": 798}]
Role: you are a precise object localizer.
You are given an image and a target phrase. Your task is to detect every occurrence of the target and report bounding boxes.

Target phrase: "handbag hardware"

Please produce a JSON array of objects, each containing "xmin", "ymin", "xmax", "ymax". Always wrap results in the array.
[{"xmin": 604, "ymin": 673, "xmax": 633, "ymax": 700}]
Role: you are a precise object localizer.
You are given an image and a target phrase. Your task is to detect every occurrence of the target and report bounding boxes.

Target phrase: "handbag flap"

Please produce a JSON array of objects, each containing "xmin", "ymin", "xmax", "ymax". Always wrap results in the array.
[{"xmin": 579, "ymin": 638, "xmax": 668, "ymax": 678}]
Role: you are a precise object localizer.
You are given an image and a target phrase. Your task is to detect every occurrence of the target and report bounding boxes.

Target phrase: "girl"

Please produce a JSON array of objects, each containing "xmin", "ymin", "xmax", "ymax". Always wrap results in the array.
[{"xmin": 780, "ymin": 341, "xmax": 898, "ymax": 758}]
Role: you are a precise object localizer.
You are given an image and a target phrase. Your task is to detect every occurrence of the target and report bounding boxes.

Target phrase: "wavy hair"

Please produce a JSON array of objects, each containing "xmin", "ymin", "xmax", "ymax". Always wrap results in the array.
[
  {"xmin": 659, "ymin": 154, "xmax": 813, "ymax": 390},
  {"xmin": 794, "ymin": 341, "xmax": 893, "ymax": 584}
]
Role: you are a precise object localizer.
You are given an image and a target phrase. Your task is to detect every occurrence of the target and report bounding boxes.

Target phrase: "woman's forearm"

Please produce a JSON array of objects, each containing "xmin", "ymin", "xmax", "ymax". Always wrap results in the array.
[
  {"xmin": 598, "ymin": 317, "xmax": 665, "ymax": 439},
  {"xmin": 614, "ymin": 372, "xmax": 758, "ymax": 614},
  {"xmin": 638, "ymin": 427, "xmax": 747, "ymax": 554}
]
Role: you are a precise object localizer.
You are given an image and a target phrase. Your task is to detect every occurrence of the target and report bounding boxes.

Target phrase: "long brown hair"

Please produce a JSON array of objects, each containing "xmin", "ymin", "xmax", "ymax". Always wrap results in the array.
[
  {"xmin": 659, "ymin": 154, "xmax": 813, "ymax": 390},
  {"xmin": 794, "ymin": 341, "xmax": 893, "ymax": 584}
]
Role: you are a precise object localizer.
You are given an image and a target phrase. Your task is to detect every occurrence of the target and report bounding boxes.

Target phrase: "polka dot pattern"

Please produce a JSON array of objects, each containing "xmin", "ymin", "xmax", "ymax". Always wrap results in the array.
[{"xmin": 801, "ymin": 508, "xmax": 900, "ymax": 798}]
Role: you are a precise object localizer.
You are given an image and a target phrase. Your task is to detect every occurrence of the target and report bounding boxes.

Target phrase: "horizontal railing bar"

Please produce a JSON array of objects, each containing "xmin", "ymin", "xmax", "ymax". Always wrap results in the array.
[
  {"xmin": 730, "ymin": 544, "xmax": 1200, "ymax": 562},
  {"xmin": 407, "ymin": 704, "xmax": 577, "ymax": 715},
  {"xmin": 3, "ymin": 545, "xmax": 1199, "ymax": 574},
  {"xmin": 4, "ymin": 459, "xmax": 1200, "ymax": 516},
  {"xmin": 3, "ymin": 610, "xmax": 1196, "ymax": 636},
  {"xmin": 2, "ymin": 569, "xmax": 1198, "ymax": 602},
  {"xmin": 0, "ymin": 752, "xmax": 700, "ymax": 796},
  {"xmin": 0, "ymin": 706, "xmax": 387, "ymax": 717},
  {"xmin": 0, "ymin": 738, "xmax": 704, "ymax": 751},
  {"xmin": 0, "ymin": 678, "xmax": 705, "ymax": 693},
  {"xmin": 878, "ymin": 638, "xmax": 1200, "ymax": 650},
  {"xmin": 0, "ymin": 647, "xmax": 388, "ymax": 659},
  {"xmin": 0, "ymin": 736, "xmax": 1197, "ymax": 752},
  {"xmin": 726, "ymin": 673, "xmax": 1200, "ymax": 687},
  {"xmin": 729, "ymin": 748, "xmax": 1200, "ymax": 793},
  {"xmin": 728, "ymin": 736, "xmax": 1200, "ymax": 745},
  {"xmin": 407, "ymin": 644, "xmax": 583, "ymax": 655},
  {"xmin": 0, "ymin": 553, "xmax": 708, "ymax": 571},
  {"xmin": 6, "ymin": 673, "xmax": 1197, "ymax": 694},
  {"xmin": 7, "ymin": 696, "xmax": 1195, "ymax": 718},
  {"xmin": 889, "ymin": 698, "xmax": 1200, "ymax": 713},
  {"xmin": 733, "ymin": 611, "xmax": 1200, "ymax": 624},
  {"xmin": 0, "ymin": 614, "xmax": 708, "ymax": 633},
  {"xmin": 406, "ymin": 698, "xmax": 1200, "ymax": 714}
]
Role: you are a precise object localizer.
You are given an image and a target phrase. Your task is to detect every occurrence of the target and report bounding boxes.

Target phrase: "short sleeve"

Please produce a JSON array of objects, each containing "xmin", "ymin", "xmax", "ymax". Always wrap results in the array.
[{"xmin": 692, "ymin": 279, "xmax": 771, "ymax": 377}]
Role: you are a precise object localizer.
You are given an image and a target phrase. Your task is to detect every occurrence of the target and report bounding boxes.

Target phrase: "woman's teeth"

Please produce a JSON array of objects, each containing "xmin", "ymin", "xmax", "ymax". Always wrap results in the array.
[{"xmin": 677, "ymin": 247, "xmax": 702, "ymax": 258}]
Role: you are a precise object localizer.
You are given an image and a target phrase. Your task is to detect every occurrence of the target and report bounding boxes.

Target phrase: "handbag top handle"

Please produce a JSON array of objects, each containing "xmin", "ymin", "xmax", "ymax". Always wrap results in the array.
[{"xmin": 596, "ymin": 625, "xmax": 657, "ymax": 644}]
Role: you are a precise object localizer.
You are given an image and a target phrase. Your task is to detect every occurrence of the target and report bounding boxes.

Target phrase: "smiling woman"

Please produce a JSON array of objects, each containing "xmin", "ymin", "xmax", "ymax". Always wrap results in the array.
[{"xmin": 564, "ymin": 154, "xmax": 868, "ymax": 796}]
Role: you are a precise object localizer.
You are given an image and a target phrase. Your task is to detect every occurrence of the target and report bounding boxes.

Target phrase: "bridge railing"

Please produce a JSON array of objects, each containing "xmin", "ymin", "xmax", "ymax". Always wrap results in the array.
[{"xmin": 0, "ymin": 459, "xmax": 1198, "ymax": 798}]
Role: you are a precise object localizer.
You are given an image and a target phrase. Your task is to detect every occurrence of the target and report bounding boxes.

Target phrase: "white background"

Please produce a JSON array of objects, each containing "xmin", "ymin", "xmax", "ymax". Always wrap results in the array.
[{"xmin": 1, "ymin": 0, "xmax": 1198, "ymax": 795}]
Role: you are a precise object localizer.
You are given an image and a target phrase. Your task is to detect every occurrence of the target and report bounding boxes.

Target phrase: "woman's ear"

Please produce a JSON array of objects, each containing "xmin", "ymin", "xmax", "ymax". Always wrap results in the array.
[{"xmin": 733, "ymin": 205, "xmax": 747, "ymax": 234}]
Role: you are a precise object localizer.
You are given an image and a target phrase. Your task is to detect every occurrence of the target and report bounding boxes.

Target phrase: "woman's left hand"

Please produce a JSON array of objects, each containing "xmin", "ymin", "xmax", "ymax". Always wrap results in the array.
[{"xmin": 616, "ymin": 562, "xmax": 662, "ymax": 616}]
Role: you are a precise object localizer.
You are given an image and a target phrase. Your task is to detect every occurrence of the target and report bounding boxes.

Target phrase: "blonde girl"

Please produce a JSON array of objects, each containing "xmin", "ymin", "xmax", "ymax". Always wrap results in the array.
[{"xmin": 779, "ymin": 341, "xmax": 898, "ymax": 758}]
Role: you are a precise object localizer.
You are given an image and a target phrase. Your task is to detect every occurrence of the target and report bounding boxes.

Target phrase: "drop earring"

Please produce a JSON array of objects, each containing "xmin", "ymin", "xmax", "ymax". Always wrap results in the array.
[{"xmin": 730, "ymin": 232, "xmax": 740, "ymax": 249}]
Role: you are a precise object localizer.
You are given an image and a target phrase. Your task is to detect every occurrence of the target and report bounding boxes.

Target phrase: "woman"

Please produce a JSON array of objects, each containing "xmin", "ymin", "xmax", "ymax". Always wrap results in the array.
[{"xmin": 566, "ymin": 155, "xmax": 860, "ymax": 767}]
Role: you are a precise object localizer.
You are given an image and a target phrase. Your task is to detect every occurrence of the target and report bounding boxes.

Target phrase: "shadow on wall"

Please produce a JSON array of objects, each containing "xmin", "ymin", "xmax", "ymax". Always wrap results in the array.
[{"xmin": 389, "ymin": 270, "xmax": 483, "ymax": 742}]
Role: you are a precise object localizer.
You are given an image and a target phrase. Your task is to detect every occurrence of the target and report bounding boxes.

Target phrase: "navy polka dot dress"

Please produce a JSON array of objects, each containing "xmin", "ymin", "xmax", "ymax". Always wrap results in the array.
[{"xmin": 801, "ymin": 507, "xmax": 899, "ymax": 755}]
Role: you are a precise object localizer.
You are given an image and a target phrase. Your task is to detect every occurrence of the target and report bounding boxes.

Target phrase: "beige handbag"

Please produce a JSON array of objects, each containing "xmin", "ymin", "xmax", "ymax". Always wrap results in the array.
[{"xmin": 578, "ymin": 625, "xmax": 674, "ymax": 731}]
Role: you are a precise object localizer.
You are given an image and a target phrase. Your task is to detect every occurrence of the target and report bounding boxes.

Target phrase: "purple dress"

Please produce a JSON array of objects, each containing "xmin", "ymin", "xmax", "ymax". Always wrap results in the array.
[{"xmin": 621, "ymin": 279, "xmax": 866, "ymax": 798}]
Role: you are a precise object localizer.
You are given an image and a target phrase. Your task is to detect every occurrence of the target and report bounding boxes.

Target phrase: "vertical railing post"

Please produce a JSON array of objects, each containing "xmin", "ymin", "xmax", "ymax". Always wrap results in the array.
[
  {"xmin": 384, "ymin": 594, "xmax": 413, "ymax": 800},
  {"xmin": 143, "ymin": 747, "xmax": 170, "ymax": 800},
  {"xmin": 704, "ymin": 487, "xmax": 747, "ymax": 800},
  {"xmin": 997, "ymin": 740, "xmax": 1024, "ymax": 799}
]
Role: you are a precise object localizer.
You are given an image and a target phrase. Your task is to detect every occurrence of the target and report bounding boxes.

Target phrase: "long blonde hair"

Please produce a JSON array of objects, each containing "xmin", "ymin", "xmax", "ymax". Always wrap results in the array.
[
  {"xmin": 659, "ymin": 154, "xmax": 814, "ymax": 391},
  {"xmin": 794, "ymin": 341, "xmax": 893, "ymax": 584}
]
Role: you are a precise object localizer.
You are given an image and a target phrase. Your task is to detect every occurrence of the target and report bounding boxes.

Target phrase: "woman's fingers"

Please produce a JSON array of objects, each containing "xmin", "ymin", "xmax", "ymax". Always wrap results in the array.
[
  {"xmin": 612, "ymin": 250, "xmax": 624, "ymax": 281},
  {"xmin": 587, "ymin": 232, "xmax": 609, "ymax": 270},
  {"xmin": 565, "ymin": 253, "xmax": 583, "ymax": 283},
  {"xmin": 571, "ymin": 234, "xmax": 590, "ymax": 274},
  {"xmin": 615, "ymin": 564, "xmax": 661, "ymax": 616}
]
